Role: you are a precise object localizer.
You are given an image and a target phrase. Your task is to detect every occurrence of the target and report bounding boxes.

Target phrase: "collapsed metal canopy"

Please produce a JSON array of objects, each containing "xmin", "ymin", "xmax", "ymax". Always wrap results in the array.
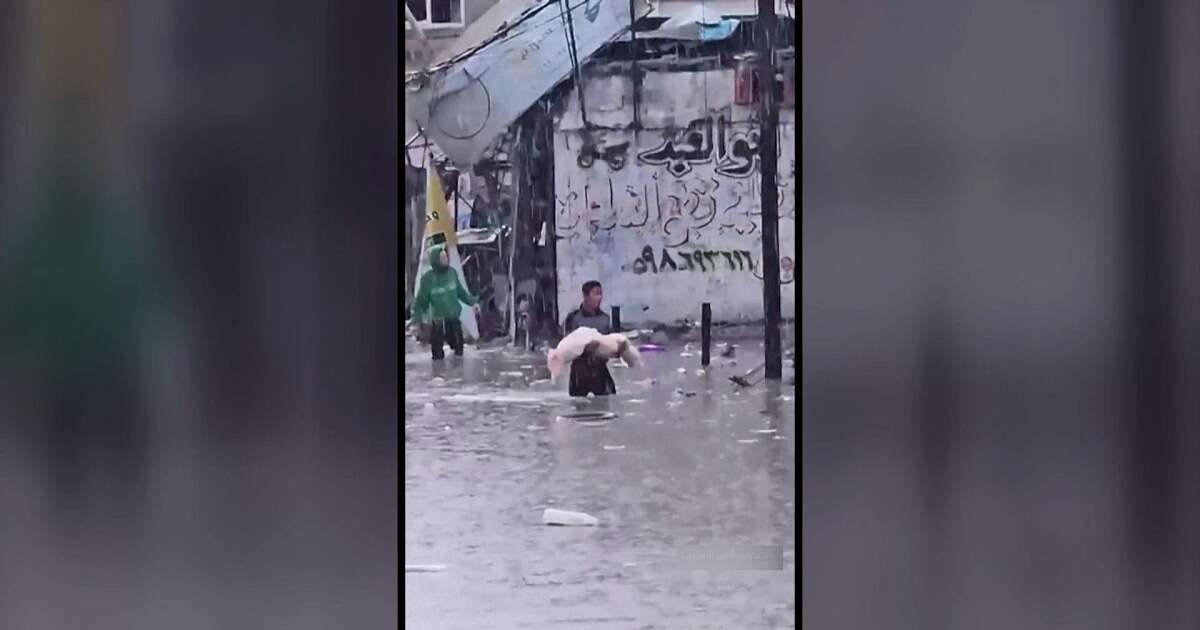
[{"xmin": 405, "ymin": 0, "xmax": 651, "ymax": 168}]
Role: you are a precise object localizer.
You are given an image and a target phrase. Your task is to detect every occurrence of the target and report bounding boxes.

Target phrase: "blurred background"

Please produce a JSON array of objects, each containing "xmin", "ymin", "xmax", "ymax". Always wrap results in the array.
[
  {"xmin": 0, "ymin": 2, "xmax": 397, "ymax": 628},
  {"xmin": 803, "ymin": 1, "xmax": 1200, "ymax": 629}
]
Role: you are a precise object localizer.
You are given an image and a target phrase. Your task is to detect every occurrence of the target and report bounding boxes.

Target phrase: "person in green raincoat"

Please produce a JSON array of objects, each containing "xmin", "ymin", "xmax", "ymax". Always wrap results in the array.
[{"xmin": 411, "ymin": 243, "xmax": 477, "ymax": 360}]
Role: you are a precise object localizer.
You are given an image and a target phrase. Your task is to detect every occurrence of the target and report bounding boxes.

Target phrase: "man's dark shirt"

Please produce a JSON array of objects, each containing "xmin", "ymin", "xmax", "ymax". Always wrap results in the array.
[
  {"xmin": 563, "ymin": 306, "xmax": 615, "ymax": 396},
  {"xmin": 563, "ymin": 307, "xmax": 611, "ymax": 335}
]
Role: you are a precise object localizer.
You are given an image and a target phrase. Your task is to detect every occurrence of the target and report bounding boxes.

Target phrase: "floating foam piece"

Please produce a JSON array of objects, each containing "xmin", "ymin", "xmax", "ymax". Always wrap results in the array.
[
  {"xmin": 405, "ymin": 564, "xmax": 447, "ymax": 573},
  {"xmin": 542, "ymin": 508, "xmax": 599, "ymax": 527}
]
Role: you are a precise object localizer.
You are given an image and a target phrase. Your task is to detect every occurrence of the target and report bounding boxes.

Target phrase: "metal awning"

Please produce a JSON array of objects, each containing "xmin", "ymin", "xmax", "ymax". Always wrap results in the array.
[
  {"xmin": 405, "ymin": 0, "xmax": 652, "ymax": 168},
  {"xmin": 456, "ymin": 227, "xmax": 501, "ymax": 247},
  {"xmin": 624, "ymin": 7, "xmax": 741, "ymax": 41}
]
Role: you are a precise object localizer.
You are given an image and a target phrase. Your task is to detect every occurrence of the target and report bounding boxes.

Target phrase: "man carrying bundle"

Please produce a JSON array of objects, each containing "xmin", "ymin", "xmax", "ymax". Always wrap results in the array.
[{"xmin": 560, "ymin": 281, "xmax": 620, "ymax": 397}]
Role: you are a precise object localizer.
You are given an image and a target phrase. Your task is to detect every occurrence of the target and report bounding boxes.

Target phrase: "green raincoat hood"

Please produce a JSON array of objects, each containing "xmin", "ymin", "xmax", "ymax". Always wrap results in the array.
[{"xmin": 428, "ymin": 243, "xmax": 448, "ymax": 270}]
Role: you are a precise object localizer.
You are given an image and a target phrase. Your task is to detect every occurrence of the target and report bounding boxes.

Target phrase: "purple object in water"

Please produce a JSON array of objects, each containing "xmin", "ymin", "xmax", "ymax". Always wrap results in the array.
[{"xmin": 639, "ymin": 344, "xmax": 666, "ymax": 352}]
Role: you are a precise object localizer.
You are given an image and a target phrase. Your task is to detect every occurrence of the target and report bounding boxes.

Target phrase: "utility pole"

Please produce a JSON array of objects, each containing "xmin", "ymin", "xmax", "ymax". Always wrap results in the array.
[{"xmin": 757, "ymin": 0, "xmax": 783, "ymax": 379}]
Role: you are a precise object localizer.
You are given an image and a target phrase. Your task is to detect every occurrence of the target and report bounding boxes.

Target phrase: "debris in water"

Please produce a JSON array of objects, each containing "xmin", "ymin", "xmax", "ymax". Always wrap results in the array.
[
  {"xmin": 680, "ymin": 352, "xmax": 694, "ymax": 357},
  {"xmin": 751, "ymin": 428, "xmax": 777, "ymax": 434},
  {"xmin": 602, "ymin": 445, "xmax": 626, "ymax": 451},
  {"xmin": 406, "ymin": 564, "xmax": 448, "ymax": 573},
  {"xmin": 737, "ymin": 439, "xmax": 759, "ymax": 444},
  {"xmin": 674, "ymin": 388, "xmax": 697, "ymax": 397},
  {"xmin": 628, "ymin": 399, "xmax": 646, "ymax": 403},
  {"xmin": 527, "ymin": 425, "xmax": 546, "ymax": 431},
  {"xmin": 542, "ymin": 508, "xmax": 599, "ymax": 527},
  {"xmin": 695, "ymin": 369, "xmax": 706, "ymax": 376},
  {"xmin": 557, "ymin": 411, "xmax": 618, "ymax": 423},
  {"xmin": 443, "ymin": 393, "xmax": 552, "ymax": 404},
  {"xmin": 676, "ymin": 368, "xmax": 688, "ymax": 374}
]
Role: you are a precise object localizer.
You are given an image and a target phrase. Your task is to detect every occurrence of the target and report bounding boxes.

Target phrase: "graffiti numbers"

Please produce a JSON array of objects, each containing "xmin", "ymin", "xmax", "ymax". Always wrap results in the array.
[{"xmin": 629, "ymin": 246, "xmax": 757, "ymax": 275}]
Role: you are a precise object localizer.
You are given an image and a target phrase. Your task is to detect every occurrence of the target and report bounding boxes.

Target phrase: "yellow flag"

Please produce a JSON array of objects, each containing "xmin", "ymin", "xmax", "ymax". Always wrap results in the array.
[{"xmin": 424, "ymin": 167, "xmax": 457, "ymax": 246}]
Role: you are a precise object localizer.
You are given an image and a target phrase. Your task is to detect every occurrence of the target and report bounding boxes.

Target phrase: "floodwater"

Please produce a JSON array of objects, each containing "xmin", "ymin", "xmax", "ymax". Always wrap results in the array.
[{"xmin": 404, "ymin": 341, "xmax": 797, "ymax": 629}]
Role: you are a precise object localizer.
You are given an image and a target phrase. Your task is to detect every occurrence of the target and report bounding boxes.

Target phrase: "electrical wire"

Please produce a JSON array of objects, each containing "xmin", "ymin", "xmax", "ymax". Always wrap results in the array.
[
  {"xmin": 559, "ymin": 0, "xmax": 591, "ymax": 129},
  {"xmin": 422, "ymin": 0, "xmax": 600, "ymax": 146},
  {"xmin": 561, "ymin": 1, "xmax": 582, "ymax": 82},
  {"xmin": 426, "ymin": 0, "xmax": 599, "ymax": 74},
  {"xmin": 702, "ymin": 0, "xmax": 710, "ymax": 114}
]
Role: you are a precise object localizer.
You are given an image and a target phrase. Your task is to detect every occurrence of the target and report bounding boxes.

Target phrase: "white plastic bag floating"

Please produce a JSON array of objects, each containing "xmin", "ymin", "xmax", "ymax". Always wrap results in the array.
[
  {"xmin": 542, "ymin": 508, "xmax": 599, "ymax": 526},
  {"xmin": 405, "ymin": 564, "xmax": 448, "ymax": 573},
  {"xmin": 546, "ymin": 327, "xmax": 641, "ymax": 381}
]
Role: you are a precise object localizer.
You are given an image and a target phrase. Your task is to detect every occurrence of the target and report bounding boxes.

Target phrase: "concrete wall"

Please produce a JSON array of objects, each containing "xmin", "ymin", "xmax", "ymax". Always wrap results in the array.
[{"xmin": 553, "ymin": 67, "xmax": 795, "ymax": 325}]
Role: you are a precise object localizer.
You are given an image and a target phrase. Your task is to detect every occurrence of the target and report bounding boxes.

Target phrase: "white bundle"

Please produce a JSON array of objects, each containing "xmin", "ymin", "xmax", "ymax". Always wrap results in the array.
[{"xmin": 547, "ymin": 327, "xmax": 642, "ymax": 382}]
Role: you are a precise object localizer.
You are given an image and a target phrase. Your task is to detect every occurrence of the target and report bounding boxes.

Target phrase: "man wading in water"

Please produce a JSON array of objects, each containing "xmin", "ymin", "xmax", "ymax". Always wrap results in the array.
[{"xmin": 562, "ymin": 280, "xmax": 620, "ymax": 397}]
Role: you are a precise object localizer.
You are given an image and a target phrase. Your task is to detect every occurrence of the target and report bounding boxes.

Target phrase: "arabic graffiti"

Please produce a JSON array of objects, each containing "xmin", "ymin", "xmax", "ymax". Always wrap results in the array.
[
  {"xmin": 553, "ymin": 106, "xmax": 797, "ymax": 322},
  {"xmin": 622, "ymin": 246, "xmax": 795, "ymax": 284},
  {"xmin": 583, "ymin": 0, "xmax": 600, "ymax": 23},
  {"xmin": 637, "ymin": 118, "xmax": 714, "ymax": 177},
  {"xmin": 625, "ymin": 245, "xmax": 757, "ymax": 275},
  {"xmin": 556, "ymin": 172, "xmax": 775, "ymax": 246},
  {"xmin": 635, "ymin": 116, "xmax": 765, "ymax": 179},
  {"xmin": 777, "ymin": 158, "xmax": 797, "ymax": 221},
  {"xmin": 577, "ymin": 141, "xmax": 630, "ymax": 171},
  {"xmin": 751, "ymin": 255, "xmax": 796, "ymax": 285}
]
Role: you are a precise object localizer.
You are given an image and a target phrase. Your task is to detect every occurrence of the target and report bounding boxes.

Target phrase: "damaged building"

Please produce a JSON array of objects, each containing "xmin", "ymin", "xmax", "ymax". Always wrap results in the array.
[{"xmin": 406, "ymin": 0, "xmax": 796, "ymax": 345}]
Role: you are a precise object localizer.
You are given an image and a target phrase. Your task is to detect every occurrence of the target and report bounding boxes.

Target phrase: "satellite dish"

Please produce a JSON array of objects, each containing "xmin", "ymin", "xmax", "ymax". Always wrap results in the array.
[{"xmin": 429, "ymin": 71, "xmax": 490, "ymax": 141}]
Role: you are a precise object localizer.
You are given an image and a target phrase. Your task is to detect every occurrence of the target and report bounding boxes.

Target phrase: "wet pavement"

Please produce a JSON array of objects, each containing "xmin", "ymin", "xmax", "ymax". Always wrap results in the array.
[{"xmin": 404, "ymin": 339, "xmax": 796, "ymax": 629}]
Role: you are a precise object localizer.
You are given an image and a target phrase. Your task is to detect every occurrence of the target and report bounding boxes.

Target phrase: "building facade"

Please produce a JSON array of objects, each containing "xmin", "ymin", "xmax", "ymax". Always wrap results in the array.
[
  {"xmin": 407, "ymin": 0, "xmax": 797, "ymax": 339},
  {"xmin": 551, "ymin": 59, "xmax": 796, "ymax": 325}
]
